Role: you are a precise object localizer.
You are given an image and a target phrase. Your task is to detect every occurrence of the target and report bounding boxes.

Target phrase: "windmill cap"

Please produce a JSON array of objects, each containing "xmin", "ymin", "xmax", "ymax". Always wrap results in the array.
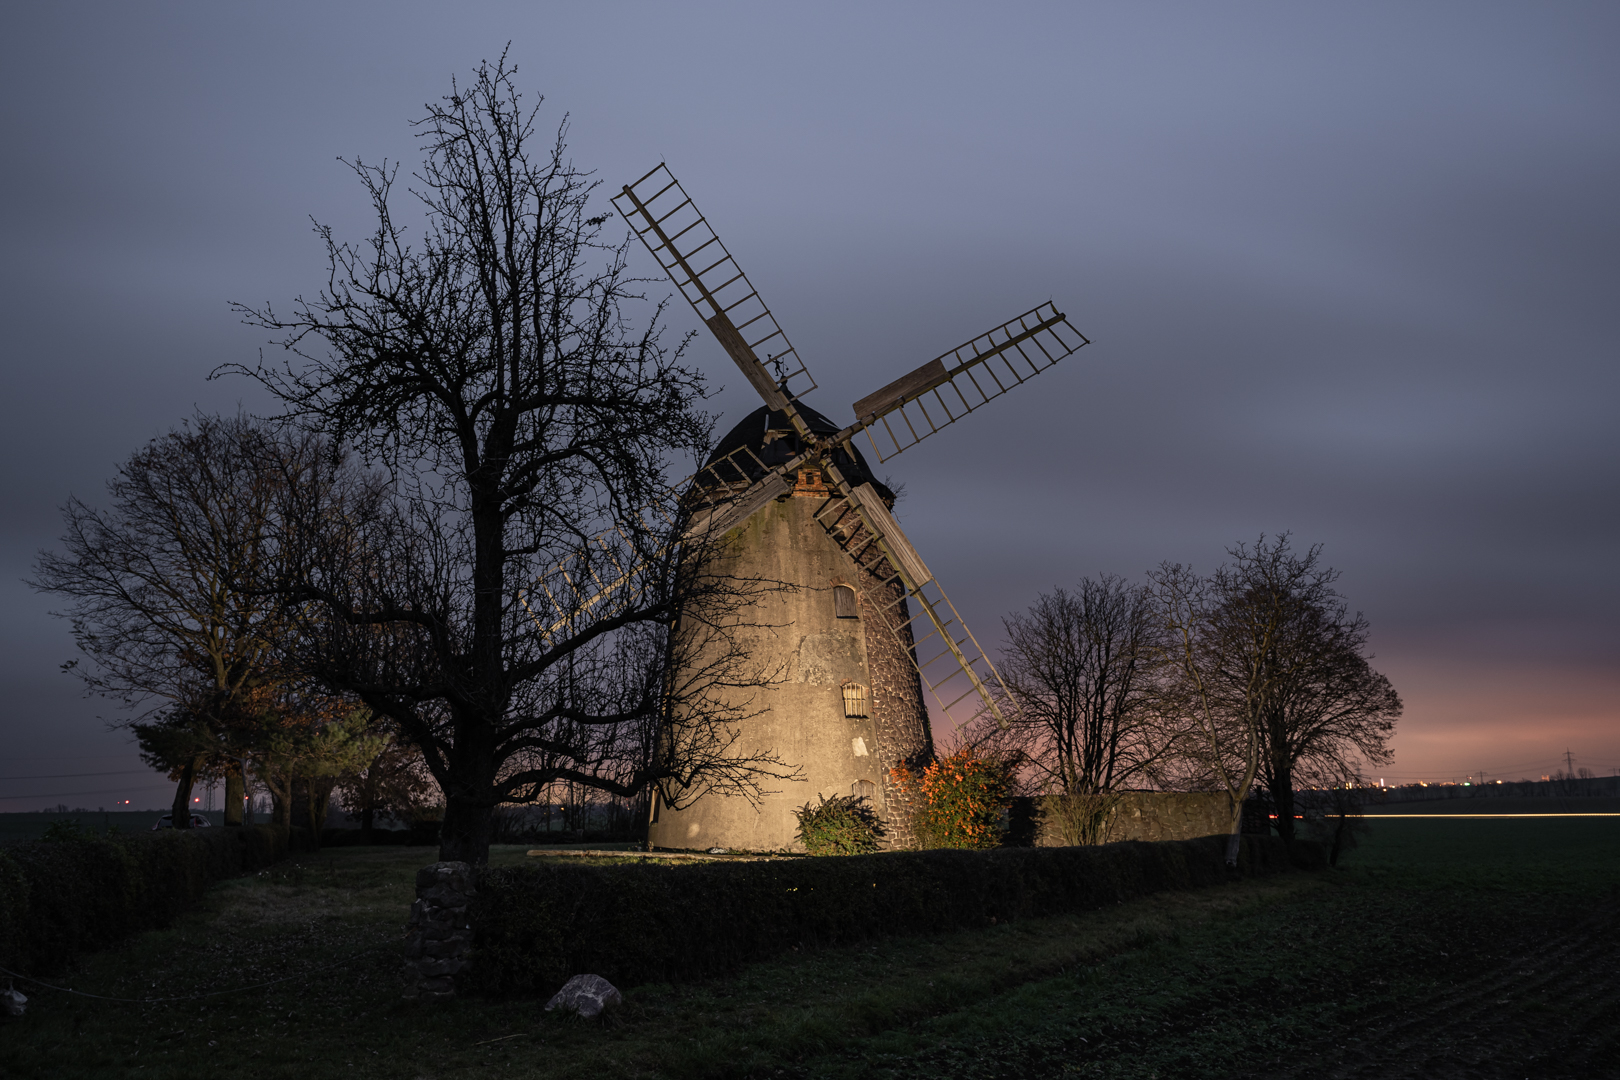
[{"xmin": 697, "ymin": 403, "xmax": 894, "ymax": 502}]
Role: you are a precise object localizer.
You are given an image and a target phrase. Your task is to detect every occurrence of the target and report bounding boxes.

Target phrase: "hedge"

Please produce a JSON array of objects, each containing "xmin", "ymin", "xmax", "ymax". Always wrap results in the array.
[
  {"xmin": 467, "ymin": 833, "xmax": 1323, "ymax": 995},
  {"xmin": 0, "ymin": 824, "xmax": 298, "ymax": 978}
]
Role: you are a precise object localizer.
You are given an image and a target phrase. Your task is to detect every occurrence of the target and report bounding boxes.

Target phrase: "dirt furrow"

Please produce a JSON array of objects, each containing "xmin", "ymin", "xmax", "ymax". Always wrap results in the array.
[{"xmin": 1317, "ymin": 907, "xmax": 1620, "ymax": 1078}]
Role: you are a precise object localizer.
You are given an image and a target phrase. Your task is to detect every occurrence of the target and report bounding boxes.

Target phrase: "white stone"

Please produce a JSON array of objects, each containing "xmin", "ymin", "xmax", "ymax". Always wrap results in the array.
[{"xmin": 545, "ymin": 974, "xmax": 622, "ymax": 1019}]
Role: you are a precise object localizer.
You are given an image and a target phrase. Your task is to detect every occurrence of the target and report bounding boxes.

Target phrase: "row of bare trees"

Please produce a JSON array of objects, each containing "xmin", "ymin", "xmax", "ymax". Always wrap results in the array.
[
  {"xmin": 34, "ymin": 56, "xmax": 788, "ymax": 865},
  {"xmin": 970, "ymin": 535, "xmax": 1401, "ymax": 864},
  {"xmin": 31, "ymin": 414, "xmax": 433, "ymax": 839}
]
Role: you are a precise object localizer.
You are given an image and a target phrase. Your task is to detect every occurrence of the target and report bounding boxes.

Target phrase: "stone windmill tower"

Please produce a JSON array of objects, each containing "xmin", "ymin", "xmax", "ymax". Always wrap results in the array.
[{"xmin": 608, "ymin": 165, "xmax": 1088, "ymax": 851}]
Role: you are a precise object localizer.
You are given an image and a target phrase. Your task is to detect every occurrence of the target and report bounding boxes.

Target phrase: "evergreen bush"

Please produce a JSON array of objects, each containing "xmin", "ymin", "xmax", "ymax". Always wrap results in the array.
[{"xmin": 793, "ymin": 794, "xmax": 883, "ymax": 855}]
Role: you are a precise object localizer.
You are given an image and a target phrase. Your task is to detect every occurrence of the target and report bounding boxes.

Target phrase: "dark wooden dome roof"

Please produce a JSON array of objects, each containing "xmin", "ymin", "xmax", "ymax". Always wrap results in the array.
[{"xmin": 696, "ymin": 403, "xmax": 894, "ymax": 502}]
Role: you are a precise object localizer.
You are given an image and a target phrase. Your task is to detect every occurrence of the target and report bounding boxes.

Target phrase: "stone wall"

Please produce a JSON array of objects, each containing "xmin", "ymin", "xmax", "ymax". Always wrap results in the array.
[
  {"xmin": 1034, "ymin": 791, "xmax": 1236, "ymax": 847},
  {"xmin": 402, "ymin": 861, "xmax": 476, "ymax": 999},
  {"xmin": 848, "ymin": 521, "xmax": 932, "ymax": 852}
]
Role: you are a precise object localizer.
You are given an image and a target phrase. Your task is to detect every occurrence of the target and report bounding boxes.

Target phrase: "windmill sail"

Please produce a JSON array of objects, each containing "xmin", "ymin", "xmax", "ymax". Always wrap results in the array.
[
  {"xmin": 610, "ymin": 165, "xmax": 1072, "ymax": 739},
  {"xmin": 851, "ymin": 302, "xmax": 1088, "ymax": 462},
  {"xmin": 521, "ymin": 517, "xmax": 667, "ymax": 644},
  {"xmin": 614, "ymin": 164, "xmax": 816, "ymax": 408},
  {"xmin": 815, "ymin": 487, "xmax": 1016, "ymax": 730}
]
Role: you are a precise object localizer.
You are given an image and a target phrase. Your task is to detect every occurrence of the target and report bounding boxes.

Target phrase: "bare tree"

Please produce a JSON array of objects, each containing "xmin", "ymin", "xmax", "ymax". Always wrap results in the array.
[
  {"xmin": 227, "ymin": 54, "xmax": 788, "ymax": 864},
  {"xmin": 1252, "ymin": 564, "xmax": 1400, "ymax": 843},
  {"xmin": 30, "ymin": 414, "xmax": 316, "ymax": 828},
  {"xmin": 1147, "ymin": 536, "xmax": 1371, "ymax": 865},
  {"xmin": 971, "ymin": 577, "xmax": 1162, "ymax": 844}
]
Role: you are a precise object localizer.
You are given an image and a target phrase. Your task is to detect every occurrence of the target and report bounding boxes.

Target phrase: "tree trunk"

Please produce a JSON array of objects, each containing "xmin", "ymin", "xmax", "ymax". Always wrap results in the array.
[
  {"xmin": 264, "ymin": 772, "xmax": 292, "ymax": 827},
  {"xmin": 439, "ymin": 796, "xmax": 493, "ymax": 864},
  {"xmin": 223, "ymin": 768, "xmax": 245, "ymax": 826},
  {"xmin": 360, "ymin": 802, "xmax": 375, "ymax": 842},
  {"xmin": 312, "ymin": 776, "xmax": 337, "ymax": 834},
  {"xmin": 438, "ymin": 704, "xmax": 497, "ymax": 864},
  {"xmin": 170, "ymin": 761, "xmax": 197, "ymax": 828},
  {"xmin": 305, "ymin": 781, "xmax": 324, "ymax": 849},
  {"xmin": 439, "ymin": 745, "xmax": 494, "ymax": 864},
  {"xmin": 1272, "ymin": 756, "xmax": 1296, "ymax": 843},
  {"xmin": 1225, "ymin": 801, "xmax": 1243, "ymax": 867},
  {"xmin": 1329, "ymin": 813, "xmax": 1349, "ymax": 866}
]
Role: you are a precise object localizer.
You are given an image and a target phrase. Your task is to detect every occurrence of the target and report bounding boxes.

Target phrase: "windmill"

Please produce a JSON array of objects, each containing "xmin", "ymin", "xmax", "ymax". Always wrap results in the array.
[{"xmin": 557, "ymin": 165, "xmax": 1088, "ymax": 851}]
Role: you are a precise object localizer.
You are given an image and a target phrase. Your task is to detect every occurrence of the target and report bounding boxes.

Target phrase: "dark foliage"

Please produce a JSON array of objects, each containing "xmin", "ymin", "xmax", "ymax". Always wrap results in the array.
[
  {"xmin": 225, "ymin": 54, "xmax": 787, "ymax": 867},
  {"xmin": 466, "ymin": 834, "xmax": 1318, "ymax": 995},
  {"xmin": 0, "ymin": 824, "xmax": 294, "ymax": 977}
]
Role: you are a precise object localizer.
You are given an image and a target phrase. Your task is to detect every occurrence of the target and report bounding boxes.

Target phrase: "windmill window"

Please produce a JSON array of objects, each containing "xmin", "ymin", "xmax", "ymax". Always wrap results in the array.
[
  {"xmin": 841, "ymin": 682, "xmax": 869, "ymax": 718},
  {"xmin": 834, "ymin": 585, "xmax": 859, "ymax": 619},
  {"xmin": 852, "ymin": 779, "xmax": 876, "ymax": 802}
]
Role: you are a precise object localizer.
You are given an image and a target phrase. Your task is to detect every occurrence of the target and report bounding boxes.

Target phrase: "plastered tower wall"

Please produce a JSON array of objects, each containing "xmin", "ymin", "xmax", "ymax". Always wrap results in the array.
[{"xmin": 650, "ymin": 488, "xmax": 931, "ymax": 852}]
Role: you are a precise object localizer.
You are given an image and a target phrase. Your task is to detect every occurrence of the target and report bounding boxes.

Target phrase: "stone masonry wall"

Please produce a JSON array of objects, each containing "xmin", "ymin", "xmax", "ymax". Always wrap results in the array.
[
  {"xmin": 837, "ymin": 508, "xmax": 932, "ymax": 851},
  {"xmin": 1034, "ymin": 791, "xmax": 1235, "ymax": 847},
  {"xmin": 402, "ymin": 861, "xmax": 476, "ymax": 999}
]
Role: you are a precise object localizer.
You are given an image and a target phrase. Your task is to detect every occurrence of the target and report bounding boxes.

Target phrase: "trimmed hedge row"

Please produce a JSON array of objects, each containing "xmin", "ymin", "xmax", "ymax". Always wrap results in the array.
[
  {"xmin": 0, "ymin": 824, "xmax": 298, "ymax": 977},
  {"xmin": 319, "ymin": 824, "xmax": 441, "ymax": 847},
  {"xmin": 468, "ymin": 833, "xmax": 1322, "ymax": 995}
]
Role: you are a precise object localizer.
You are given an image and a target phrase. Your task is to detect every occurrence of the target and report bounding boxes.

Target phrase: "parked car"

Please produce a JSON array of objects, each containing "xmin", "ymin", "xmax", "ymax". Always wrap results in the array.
[{"xmin": 151, "ymin": 813, "xmax": 212, "ymax": 830}]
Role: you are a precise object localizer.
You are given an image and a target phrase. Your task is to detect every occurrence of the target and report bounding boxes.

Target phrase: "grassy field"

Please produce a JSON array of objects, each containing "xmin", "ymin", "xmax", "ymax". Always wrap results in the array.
[
  {"xmin": 0, "ymin": 811, "xmax": 224, "ymax": 845},
  {"xmin": 2, "ymin": 819, "xmax": 1616, "ymax": 1079},
  {"xmin": 1364, "ymin": 795, "xmax": 1620, "ymax": 815}
]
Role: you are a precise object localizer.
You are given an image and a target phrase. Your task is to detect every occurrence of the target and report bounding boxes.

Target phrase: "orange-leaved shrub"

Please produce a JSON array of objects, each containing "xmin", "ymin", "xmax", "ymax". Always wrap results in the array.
[{"xmin": 890, "ymin": 749, "xmax": 1011, "ymax": 849}]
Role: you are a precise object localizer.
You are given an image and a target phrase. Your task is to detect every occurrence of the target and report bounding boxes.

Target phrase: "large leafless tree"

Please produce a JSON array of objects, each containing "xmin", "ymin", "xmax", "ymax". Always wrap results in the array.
[
  {"xmin": 1146, "ymin": 535, "xmax": 1390, "ymax": 864},
  {"xmin": 227, "ymin": 55, "xmax": 787, "ymax": 864},
  {"xmin": 1252, "ymin": 577, "xmax": 1400, "ymax": 843},
  {"xmin": 972, "ymin": 577, "xmax": 1163, "ymax": 843}
]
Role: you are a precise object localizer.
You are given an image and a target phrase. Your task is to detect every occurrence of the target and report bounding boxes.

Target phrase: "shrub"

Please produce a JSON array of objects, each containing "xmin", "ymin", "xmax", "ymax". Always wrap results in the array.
[
  {"xmin": 1039, "ymin": 790, "xmax": 1126, "ymax": 846},
  {"xmin": 891, "ymin": 749, "xmax": 1011, "ymax": 849},
  {"xmin": 0, "ymin": 824, "xmax": 290, "ymax": 978},
  {"xmin": 794, "ymin": 794, "xmax": 883, "ymax": 855},
  {"xmin": 466, "ymin": 834, "xmax": 1314, "ymax": 996}
]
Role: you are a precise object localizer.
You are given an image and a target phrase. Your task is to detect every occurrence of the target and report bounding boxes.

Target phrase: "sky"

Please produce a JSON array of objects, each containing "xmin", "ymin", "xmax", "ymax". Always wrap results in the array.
[{"xmin": 2, "ymin": 2, "xmax": 1616, "ymax": 810}]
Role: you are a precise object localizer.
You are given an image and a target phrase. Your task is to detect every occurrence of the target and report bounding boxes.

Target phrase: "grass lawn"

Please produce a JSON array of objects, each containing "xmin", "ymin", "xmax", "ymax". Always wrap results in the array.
[{"xmin": 2, "ymin": 820, "xmax": 1617, "ymax": 1079}]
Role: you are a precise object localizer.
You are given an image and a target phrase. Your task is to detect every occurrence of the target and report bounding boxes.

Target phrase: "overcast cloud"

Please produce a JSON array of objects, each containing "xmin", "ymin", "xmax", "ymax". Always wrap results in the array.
[{"xmin": 2, "ymin": 2, "xmax": 1615, "ymax": 808}]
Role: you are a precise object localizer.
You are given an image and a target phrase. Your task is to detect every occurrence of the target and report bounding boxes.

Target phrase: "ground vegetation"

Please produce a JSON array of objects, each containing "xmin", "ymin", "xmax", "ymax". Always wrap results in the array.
[
  {"xmin": 890, "ymin": 749, "xmax": 1012, "ymax": 850},
  {"xmin": 3, "ymin": 818, "xmax": 1615, "ymax": 1078},
  {"xmin": 793, "ymin": 794, "xmax": 883, "ymax": 856}
]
